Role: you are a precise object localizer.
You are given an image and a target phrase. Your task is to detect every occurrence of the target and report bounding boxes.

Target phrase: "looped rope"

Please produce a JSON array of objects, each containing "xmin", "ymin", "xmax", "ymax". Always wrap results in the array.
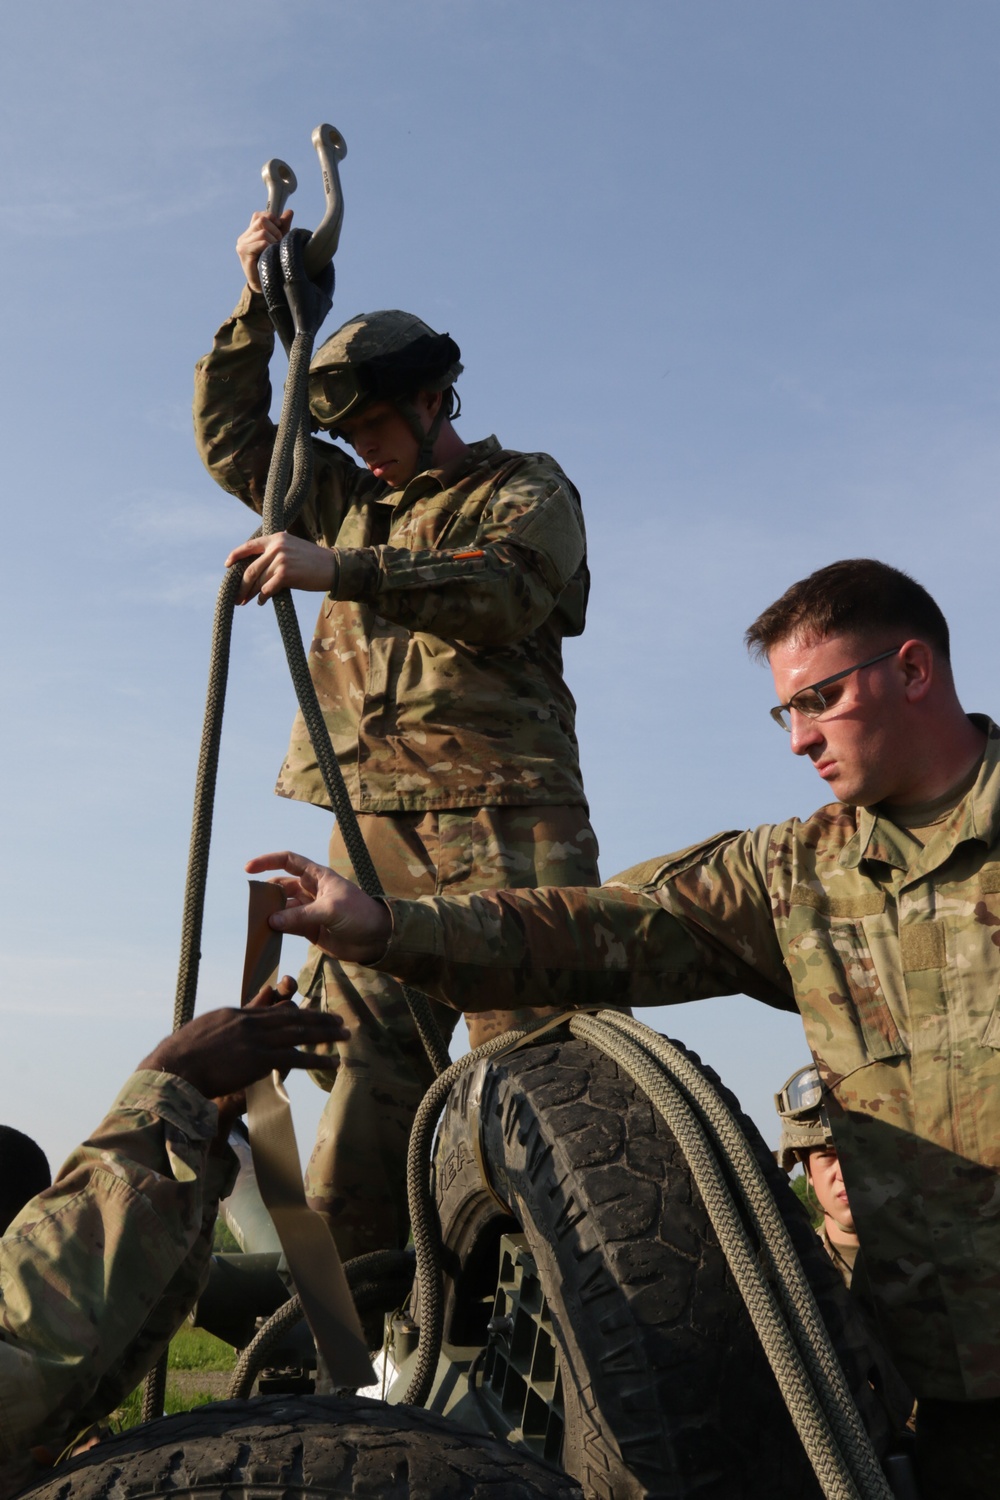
[{"xmin": 259, "ymin": 228, "xmax": 334, "ymax": 352}]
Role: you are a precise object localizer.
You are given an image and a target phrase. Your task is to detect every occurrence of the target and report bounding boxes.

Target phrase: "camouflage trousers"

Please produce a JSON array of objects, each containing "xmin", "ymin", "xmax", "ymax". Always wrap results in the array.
[{"xmin": 299, "ymin": 805, "xmax": 601, "ymax": 1261}]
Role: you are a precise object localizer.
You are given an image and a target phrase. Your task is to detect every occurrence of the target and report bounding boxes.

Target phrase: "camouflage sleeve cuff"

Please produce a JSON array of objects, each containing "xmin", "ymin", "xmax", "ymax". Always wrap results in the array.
[
  {"xmin": 374, "ymin": 898, "xmax": 444, "ymax": 967},
  {"xmin": 110, "ymin": 1071, "xmax": 220, "ymax": 1144},
  {"xmin": 233, "ymin": 284, "xmax": 272, "ymax": 323},
  {"xmin": 203, "ymin": 1138, "xmax": 240, "ymax": 1205},
  {"xmin": 331, "ymin": 547, "xmax": 380, "ymax": 602}
]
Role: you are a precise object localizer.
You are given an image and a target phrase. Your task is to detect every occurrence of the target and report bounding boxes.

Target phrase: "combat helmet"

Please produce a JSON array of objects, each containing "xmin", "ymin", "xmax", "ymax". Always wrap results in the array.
[
  {"xmin": 774, "ymin": 1063, "xmax": 835, "ymax": 1172},
  {"xmin": 309, "ymin": 310, "xmax": 463, "ymax": 469}
]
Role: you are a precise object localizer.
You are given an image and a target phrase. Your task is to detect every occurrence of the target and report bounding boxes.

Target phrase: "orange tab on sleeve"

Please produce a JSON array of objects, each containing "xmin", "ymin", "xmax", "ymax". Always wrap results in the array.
[{"xmin": 453, "ymin": 549, "xmax": 485, "ymax": 560}]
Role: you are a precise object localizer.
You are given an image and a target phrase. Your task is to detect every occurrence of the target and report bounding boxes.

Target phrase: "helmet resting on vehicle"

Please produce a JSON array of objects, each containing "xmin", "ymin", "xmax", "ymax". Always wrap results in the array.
[
  {"xmin": 309, "ymin": 310, "xmax": 463, "ymax": 464},
  {"xmin": 774, "ymin": 1063, "xmax": 835, "ymax": 1172}
]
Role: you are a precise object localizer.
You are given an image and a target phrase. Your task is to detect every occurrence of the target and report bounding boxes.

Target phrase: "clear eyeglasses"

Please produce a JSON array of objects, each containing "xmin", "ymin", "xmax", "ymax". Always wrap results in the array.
[{"xmin": 769, "ymin": 646, "xmax": 902, "ymax": 731}]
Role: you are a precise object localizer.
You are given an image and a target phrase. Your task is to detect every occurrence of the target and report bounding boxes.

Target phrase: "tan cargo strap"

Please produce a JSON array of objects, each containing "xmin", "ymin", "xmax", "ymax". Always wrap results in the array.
[{"xmin": 241, "ymin": 880, "xmax": 373, "ymax": 1388}]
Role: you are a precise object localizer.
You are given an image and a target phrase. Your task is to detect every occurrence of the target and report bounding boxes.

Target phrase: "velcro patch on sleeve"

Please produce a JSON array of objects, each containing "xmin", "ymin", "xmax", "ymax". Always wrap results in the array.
[{"xmin": 510, "ymin": 488, "xmax": 585, "ymax": 582}]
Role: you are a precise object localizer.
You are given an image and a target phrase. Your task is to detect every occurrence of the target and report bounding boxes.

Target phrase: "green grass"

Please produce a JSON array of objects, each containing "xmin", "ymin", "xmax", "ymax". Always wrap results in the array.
[
  {"xmin": 212, "ymin": 1218, "xmax": 240, "ymax": 1253},
  {"xmin": 167, "ymin": 1326, "xmax": 236, "ymax": 1372},
  {"xmin": 111, "ymin": 1385, "xmax": 220, "ymax": 1431},
  {"xmin": 791, "ymin": 1171, "xmax": 823, "ymax": 1229},
  {"xmin": 111, "ymin": 1325, "xmax": 236, "ymax": 1431}
]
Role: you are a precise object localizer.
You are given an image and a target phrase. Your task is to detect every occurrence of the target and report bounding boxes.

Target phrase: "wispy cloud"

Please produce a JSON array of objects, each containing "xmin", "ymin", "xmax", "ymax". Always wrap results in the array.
[
  {"xmin": 143, "ymin": 400, "xmax": 197, "ymax": 435},
  {"xmin": 769, "ymin": 371, "xmax": 830, "ymax": 416},
  {"xmin": 16, "ymin": 181, "xmax": 233, "ymax": 239},
  {"xmin": 112, "ymin": 491, "xmax": 252, "ymax": 548}
]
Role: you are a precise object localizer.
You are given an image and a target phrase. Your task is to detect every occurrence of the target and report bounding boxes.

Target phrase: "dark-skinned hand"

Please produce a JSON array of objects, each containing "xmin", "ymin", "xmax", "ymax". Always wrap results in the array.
[{"xmin": 138, "ymin": 977, "xmax": 348, "ymax": 1119}]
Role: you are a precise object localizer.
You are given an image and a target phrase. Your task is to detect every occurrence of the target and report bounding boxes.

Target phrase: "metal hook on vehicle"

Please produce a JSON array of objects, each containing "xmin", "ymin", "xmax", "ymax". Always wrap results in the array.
[
  {"xmin": 303, "ymin": 124, "xmax": 347, "ymax": 274},
  {"xmin": 261, "ymin": 158, "xmax": 297, "ymax": 219}
]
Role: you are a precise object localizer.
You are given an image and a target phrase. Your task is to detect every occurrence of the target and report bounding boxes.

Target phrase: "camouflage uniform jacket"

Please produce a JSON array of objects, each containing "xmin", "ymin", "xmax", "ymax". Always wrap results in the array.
[
  {"xmin": 0, "ymin": 1071, "xmax": 235, "ymax": 1495},
  {"xmin": 372, "ymin": 715, "xmax": 1000, "ymax": 1400},
  {"xmin": 194, "ymin": 288, "xmax": 589, "ymax": 814}
]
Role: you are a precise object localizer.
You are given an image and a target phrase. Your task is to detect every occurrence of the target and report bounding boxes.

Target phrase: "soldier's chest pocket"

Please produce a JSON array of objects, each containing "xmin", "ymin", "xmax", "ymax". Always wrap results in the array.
[
  {"xmin": 786, "ymin": 894, "xmax": 909, "ymax": 1072},
  {"xmin": 393, "ymin": 496, "xmax": 475, "ymax": 550},
  {"xmin": 966, "ymin": 866, "xmax": 1000, "ymax": 1050}
]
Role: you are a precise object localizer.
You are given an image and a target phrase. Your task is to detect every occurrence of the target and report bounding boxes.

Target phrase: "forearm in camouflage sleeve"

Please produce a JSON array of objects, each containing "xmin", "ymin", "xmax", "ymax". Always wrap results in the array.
[
  {"xmin": 71, "ymin": 1147, "xmax": 236, "ymax": 1437},
  {"xmin": 374, "ymin": 881, "xmax": 790, "ymax": 1013},
  {"xmin": 0, "ymin": 1072, "xmax": 234, "ymax": 1466},
  {"xmin": 193, "ymin": 291, "xmax": 375, "ymax": 544},
  {"xmin": 609, "ymin": 829, "xmax": 797, "ymax": 1012},
  {"xmin": 193, "ymin": 288, "xmax": 279, "ymax": 511},
  {"xmin": 331, "ymin": 475, "xmax": 587, "ymax": 646}
]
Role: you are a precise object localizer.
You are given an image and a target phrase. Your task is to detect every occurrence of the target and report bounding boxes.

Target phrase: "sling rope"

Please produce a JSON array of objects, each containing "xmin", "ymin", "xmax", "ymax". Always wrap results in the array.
[
  {"xmin": 401, "ymin": 1012, "xmax": 893, "ymax": 1500},
  {"xmin": 173, "ymin": 226, "xmax": 448, "ymax": 1072}
]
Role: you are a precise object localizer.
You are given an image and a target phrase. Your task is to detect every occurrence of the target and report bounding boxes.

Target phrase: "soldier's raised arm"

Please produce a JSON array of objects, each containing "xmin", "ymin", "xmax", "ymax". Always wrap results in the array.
[{"xmin": 0, "ymin": 994, "xmax": 347, "ymax": 1493}]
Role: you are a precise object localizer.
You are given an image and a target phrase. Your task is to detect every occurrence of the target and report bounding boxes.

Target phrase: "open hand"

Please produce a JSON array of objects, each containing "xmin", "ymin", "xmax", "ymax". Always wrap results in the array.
[
  {"xmin": 139, "ymin": 977, "xmax": 349, "ymax": 1105},
  {"xmin": 245, "ymin": 850, "xmax": 392, "ymax": 963}
]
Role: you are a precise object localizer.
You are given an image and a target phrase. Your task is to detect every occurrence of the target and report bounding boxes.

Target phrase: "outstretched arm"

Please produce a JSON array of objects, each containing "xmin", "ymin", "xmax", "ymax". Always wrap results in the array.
[
  {"xmin": 244, "ymin": 846, "xmax": 787, "ymax": 1016},
  {"xmin": 247, "ymin": 837, "xmax": 797, "ymax": 1018},
  {"xmin": 0, "ymin": 991, "xmax": 348, "ymax": 1483}
]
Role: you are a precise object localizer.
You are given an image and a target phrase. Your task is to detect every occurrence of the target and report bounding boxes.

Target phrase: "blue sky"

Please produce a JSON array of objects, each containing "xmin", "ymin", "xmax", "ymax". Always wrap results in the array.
[{"xmin": 3, "ymin": 1, "xmax": 999, "ymax": 1169}]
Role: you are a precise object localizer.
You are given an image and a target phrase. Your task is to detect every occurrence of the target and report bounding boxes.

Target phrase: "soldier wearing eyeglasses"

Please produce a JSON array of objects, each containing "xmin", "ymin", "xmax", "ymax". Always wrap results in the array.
[{"xmin": 247, "ymin": 557, "xmax": 1000, "ymax": 1496}]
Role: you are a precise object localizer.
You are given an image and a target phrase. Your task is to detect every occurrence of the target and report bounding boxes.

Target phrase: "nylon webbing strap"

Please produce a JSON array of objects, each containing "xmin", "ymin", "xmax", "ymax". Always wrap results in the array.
[{"xmin": 241, "ymin": 881, "xmax": 374, "ymax": 1387}]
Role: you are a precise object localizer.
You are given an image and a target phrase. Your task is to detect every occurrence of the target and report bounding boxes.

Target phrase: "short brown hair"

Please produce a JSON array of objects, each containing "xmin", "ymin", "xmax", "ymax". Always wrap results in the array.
[{"xmin": 745, "ymin": 559, "xmax": 951, "ymax": 663}]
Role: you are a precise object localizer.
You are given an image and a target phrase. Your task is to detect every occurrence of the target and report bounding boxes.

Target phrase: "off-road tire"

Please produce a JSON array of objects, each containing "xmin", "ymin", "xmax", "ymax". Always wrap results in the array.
[
  {"xmin": 22, "ymin": 1395, "xmax": 583, "ymax": 1499},
  {"xmin": 433, "ymin": 1033, "xmax": 903, "ymax": 1500}
]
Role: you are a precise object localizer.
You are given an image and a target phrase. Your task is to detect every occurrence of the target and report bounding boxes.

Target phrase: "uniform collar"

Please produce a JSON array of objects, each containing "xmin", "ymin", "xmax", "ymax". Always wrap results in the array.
[
  {"xmin": 376, "ymin": 435, "xmax": 503, "ymax": 506},
  {"xmin": 840, "ymin": 714, "xmax": 1000, "ymax": 871}
]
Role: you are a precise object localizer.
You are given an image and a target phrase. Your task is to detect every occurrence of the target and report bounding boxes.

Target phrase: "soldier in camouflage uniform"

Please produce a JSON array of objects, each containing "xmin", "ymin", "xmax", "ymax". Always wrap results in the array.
[
  {"xmin": 775, "ymin": 1064, "xmax": 861, "ymax": 1290},
  {"xmin": 193, "ymin": 210, "xmax": 601, "ymax": 1261},
  {"xmin": 251, "ymin": 558, "xmax": 1000, "ymax": 1496},
  {"xmin": 0, "ymin": 989, "xmax": 344, "ymax": 1497}
]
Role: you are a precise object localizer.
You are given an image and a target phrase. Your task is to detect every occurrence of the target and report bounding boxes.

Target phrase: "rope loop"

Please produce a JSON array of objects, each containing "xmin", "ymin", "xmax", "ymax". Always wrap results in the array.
[{"xmin": 259, "ymin": 228, "xmax": 334, "ymax": 350}]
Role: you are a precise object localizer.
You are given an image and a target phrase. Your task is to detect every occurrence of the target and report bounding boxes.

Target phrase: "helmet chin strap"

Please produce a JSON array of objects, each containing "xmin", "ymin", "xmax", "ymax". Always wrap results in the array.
[{"xmin": 395, "ymin": 395, "xmax": 447, "ymax": 473}]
